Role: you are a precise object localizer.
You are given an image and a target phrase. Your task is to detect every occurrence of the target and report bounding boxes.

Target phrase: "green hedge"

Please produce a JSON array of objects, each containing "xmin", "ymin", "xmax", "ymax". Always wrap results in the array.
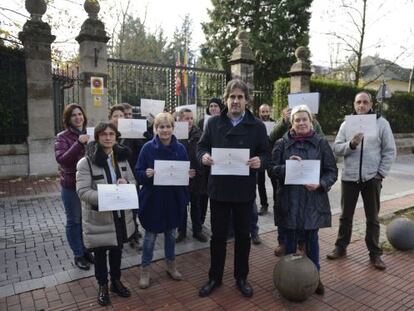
[{"xmin": 273, "ymin": 78, "xmax": 414, "ymax": 134}]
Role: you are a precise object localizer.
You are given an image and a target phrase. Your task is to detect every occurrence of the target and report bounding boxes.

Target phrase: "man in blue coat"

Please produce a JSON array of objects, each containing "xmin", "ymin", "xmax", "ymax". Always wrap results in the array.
[{"xmin": 197, "ymin": 79, "xmax": 270, "ymax": 298}]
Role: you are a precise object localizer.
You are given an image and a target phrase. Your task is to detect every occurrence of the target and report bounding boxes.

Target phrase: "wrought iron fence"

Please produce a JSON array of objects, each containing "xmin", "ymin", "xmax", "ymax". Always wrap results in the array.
[
  {"xmin": 52, "ymin": 65, "xmax": 81, "ymax": 134},
  {"xmin": 107, "ymin": 58, "xmax": 226, "ymax": 119}
]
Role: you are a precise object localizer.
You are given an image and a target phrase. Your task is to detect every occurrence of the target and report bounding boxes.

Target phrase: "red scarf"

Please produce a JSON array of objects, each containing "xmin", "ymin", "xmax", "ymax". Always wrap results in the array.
[{"xmin": 289, "ymin": 129, "xmax": 316, "ymax": 142}]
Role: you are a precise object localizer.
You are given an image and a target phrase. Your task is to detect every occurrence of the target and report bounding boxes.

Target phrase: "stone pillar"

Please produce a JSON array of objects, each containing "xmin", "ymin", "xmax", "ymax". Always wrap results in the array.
[
  {"xmin": 288, "ymin": 46, "xmax": 312, "ymax": 93},
  {"xmin": 229, "ymin": 31, "xmax": 255, "ymax": 94},
  {"xmin": 18, "ymin": 0, "xmax": 57, "ymax": 176},
  {"xmin": 75, "ymin": 0, "xmax": 110, "ymax": 126}
]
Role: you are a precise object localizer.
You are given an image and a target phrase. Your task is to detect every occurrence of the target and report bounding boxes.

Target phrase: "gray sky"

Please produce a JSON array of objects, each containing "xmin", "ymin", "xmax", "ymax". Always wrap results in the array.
[{"xmin": 2, "ymin": 0, "xmax": 414, "ymax": 69}]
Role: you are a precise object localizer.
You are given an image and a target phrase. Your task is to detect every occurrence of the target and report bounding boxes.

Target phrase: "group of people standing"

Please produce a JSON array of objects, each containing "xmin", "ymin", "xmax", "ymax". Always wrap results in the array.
[{"xmin": 55, "ymin": 79, "xmax": 396, "ymax": 306}]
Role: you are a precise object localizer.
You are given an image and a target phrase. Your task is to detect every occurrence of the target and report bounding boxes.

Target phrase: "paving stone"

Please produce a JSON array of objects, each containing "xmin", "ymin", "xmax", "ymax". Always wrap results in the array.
[{"xmin": 0, "ymin": 285, "xmax": 14, "ymax": 298}]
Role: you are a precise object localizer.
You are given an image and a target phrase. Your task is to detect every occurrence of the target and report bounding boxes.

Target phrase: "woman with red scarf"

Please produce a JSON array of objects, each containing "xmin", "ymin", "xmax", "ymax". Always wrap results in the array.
[{"xmin": 269, "ymin": 105, "xmax": 337, "ymax": 295}]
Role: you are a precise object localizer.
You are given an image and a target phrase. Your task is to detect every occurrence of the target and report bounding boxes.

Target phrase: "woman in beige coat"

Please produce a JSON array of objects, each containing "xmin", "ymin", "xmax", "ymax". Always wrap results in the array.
[{"xmin": 76, "ymin": 122, "xmax": 136, "ymax": 306}]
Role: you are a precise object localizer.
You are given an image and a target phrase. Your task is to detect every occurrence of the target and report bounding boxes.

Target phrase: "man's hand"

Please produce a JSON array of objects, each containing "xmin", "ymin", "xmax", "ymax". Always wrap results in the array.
[
  {"xmin": 189, "ymin": 169, "xmax": 196, "ymax": 178},
  {"xmin": 146, "ymin": 168, "xmax": 154, "ymax": 178},
  {"xmin": 350, "ymin": 133, "xmax": 364, "ymax": 149},
  {"xmin": 117, "ymin": 178, "xmax": 127, "ymax": 184},
  {"xmin": 304, "ymin": 184, "xmax": 320, "ymax": 191},
  {"xmin": 202, "ymin": 153, "xmax": 214, "ymax": 166},
  {"xmin": 289, "ymin": 155, "xmax": 302, "ymax": 161},
  {"xmin": 247, "ymin": 156, "xmax": 261, "ymax": 169},
  {"xmin": 282, "ymin": 107, "xmax": 292, "ymax": 123}
]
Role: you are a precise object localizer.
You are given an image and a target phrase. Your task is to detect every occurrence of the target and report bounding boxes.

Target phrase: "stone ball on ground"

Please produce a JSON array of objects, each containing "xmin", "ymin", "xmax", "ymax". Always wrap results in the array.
[
  {"xmin": 273, "ymin": 253, "xmax": 319, "ymax": 302},
  {"xmin": 386, "ymin": 217, "xmax": 414, "ymax": 251}
]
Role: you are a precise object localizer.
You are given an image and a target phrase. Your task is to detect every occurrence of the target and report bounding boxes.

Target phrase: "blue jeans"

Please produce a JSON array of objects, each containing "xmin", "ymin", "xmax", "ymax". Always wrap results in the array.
[
  {"xmin": 285, "ymin": 229, "xmax": 320, "ymax": 271},
  {"xmin": 61, "ymin": 187, "xmax": 85, "ymax": 257},
  {"xmin": 141, "ymin": 229, "xmax": 176, "ymax": 267}
]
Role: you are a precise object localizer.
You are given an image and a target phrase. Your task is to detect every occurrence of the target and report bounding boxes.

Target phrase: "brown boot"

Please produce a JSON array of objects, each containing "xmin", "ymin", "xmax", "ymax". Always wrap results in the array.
[
  {"xmin": 326, "ymin": 247, "xmax": 346, "ymax": 260},
  {"xmin": 370, "ymin": 256, "xmax": 386, "ymax": 270},
  {"xmin": 139, "ymin": 265, "xmax": 150, "ymax": 289},
  {"xmin": 274, "ymin": 244, "xmax": 285, "ymax": 257},
  {"xmin": 166, "ymin": 260, "xmax": 183, "ymax": 280}
]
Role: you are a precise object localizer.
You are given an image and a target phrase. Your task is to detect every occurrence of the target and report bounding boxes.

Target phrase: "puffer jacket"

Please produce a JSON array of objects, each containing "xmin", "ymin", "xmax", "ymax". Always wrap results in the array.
[
  {"xmin": 269, "ymin": 131, "xmax": 338, "ymax": 230},
  {"xmin": 76, "ymin": 142, "xmax": 136, "ymax": 250},
  {"xmin": 333, "ymin": 113, "xmax": 396, "ymax": 182},
  {"xmin": 55, "ymin": 127, "xmax": 86, "ymax": 189}
]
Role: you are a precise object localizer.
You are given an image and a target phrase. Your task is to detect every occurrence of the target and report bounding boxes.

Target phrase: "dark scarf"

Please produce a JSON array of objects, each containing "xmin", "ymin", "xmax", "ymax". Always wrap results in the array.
[
  {"xmin": 69, "ymin": 125, "xmax": 86, "ymax": 135},
  {"xmin": 289, "ymin": 129, "xmax": 316, "ymax": 142}
]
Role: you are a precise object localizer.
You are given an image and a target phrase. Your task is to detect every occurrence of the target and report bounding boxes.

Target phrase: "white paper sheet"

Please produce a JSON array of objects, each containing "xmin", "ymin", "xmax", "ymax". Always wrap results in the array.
[
  {"xmin": 118, "ymin": 118, "xmax": 147, "ymax": 139},
  {"xmin": 203, "ymin": 114, "xmax": 212, "ymax": 130},
  {"xmin": 97, "ymin": 184, "xmax": 139, "ymax": 211},
  {"xmin": 86, "ymin": 127, "xmax": 95, "ymax": 141},
  {"xmin": 153, "ymin": 160, "xmax": 190, "ymax": 186},
  {"xmin": 173, "ymin": 121, "xmax": 189, "ymax": 139},
  {"xmin": 344, "ymin": 114, "xmax": 377, "ymax": 138},
  {"xmin": 285, "ymin": 160, "xmax": 320, "ymax": 185},
  {"xmin": 175, "ymin": 104, "xmax": 197, "ymax": 119},
  {"xmin": 211, "ymin": 148, "xmax": 250, "ymax": 176},
  {"xmin": 263, "ymin": 121, "xmax": 276, "ymax": 136},
  {"xmin": 288, "ymin": 92, "xmax": 320, "ymax": 114},
  {"xmin": 140, "ymin": 98, "xmax": 165, "ymax": 117}
]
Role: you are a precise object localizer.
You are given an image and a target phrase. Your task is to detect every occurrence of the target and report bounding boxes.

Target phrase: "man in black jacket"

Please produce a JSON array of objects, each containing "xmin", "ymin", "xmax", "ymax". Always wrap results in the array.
[{"xmin": 197, "ymin": 79, "xmax": 269, "ymax": 298}]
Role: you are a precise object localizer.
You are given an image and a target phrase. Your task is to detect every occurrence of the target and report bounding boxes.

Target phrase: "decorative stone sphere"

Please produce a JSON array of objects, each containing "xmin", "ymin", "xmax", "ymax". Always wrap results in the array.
[
  {"xmin": 84, "ymin": 0, "xmax": 100, "ymax": 17},
  {"xmin": 237, "ymin": 30, "xmax": 249, "ymax": 42},
  {"xmin": 273, "ymin": 254, "xmax": 319, "ymax": 302},
  {"xmin": 25, "ymin": 0, "xmax": 47, "ymax": 19},
  {"xmin": 295, "ymin": 46, "xmax": 310, "ymax": 61},
  {"xmin": 386, "ymin": 218, "xmax": 414, "ymax": 251}
]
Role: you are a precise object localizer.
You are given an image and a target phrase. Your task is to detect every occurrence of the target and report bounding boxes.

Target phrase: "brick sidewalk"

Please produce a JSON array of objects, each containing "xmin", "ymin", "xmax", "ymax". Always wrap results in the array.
[
  {"xmin": 1, "ymin": 194, "xmax": 414, "ymax": 311},
  {"xmin": 0, "ymin": 177, "xmax": 60, "ymax": 199}
]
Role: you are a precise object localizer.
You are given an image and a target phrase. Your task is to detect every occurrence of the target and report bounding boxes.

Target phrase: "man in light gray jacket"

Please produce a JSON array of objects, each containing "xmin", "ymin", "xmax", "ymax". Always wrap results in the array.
[{"xmin": 327, "ymin": 91, "xmax": 396, "ymax": 270}]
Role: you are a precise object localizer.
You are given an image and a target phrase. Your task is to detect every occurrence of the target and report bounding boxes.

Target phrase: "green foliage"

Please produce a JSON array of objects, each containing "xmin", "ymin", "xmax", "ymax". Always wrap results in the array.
[
  {"xmin": 201, "ymin": 0, "xmax": 312, "ymax": 95},
  {"xmin": 273, "ymin": 78, "xmax": 413, "ymax": 134},
  {"xmin": 0, "ymin": 45, "xmax": 27, "ymax": 144}
]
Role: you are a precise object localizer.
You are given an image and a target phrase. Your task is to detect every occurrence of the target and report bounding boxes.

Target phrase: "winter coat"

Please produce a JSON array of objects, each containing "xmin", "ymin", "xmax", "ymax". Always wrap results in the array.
[
  {"xmin": 333, "ymin": 113, "xmax": 396, "ymax": 182},
  {"xmin": 269, "ymin": 131, "xmax": 338, "ymax": 230},
  {"xmin": 76, "ymin": 142, "xmax": 136, "ymax": 250},
  {"xmin": 55, "ymin": 127, "xmax": 86, "ymax": 190},
  {"xmin": 197, "ymin": 108, "xmax": 270, "ymax": 202},
  {"xmin": 179, "ymin": 126, "xmax": 207, "ymax": 194},
  {"xmin": 135, "ymin": 135, "xmax": 190, "ymax": 233}
]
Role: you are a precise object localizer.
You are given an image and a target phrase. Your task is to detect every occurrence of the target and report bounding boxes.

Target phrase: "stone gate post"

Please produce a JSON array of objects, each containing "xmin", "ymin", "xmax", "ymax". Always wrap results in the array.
[
  {"xmin": 289, "ymin": 46, "xmax": 312, "ymax": 93},
  {"xmin": 18, "ymin": 0, "xmax": 57, "ymax": 176},
  {"xmin": 75, "ymin": 0, "xmax": 110, "ymax": 126}
]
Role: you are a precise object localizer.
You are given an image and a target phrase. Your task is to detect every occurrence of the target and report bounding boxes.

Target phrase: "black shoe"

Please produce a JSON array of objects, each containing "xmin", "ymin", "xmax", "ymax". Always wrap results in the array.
[
  {"xmin": 74, "ymin": 256, "xmax": 90, "ymax": 270},
  {"xmin": 199, "ymin": 279, "xmax": 221, "ymax": 297},
  {"xmin": 315, "ymin": 280, "xmax": 325, "ymax": 295},
  {"xmin": 176, "ymin": 232, "xmax": 186, "ymax": 243},
  {"xmin": 193, "ymin": 231, "xmax": 208, "ymax": 243},
  {"xmin": 84, "ymin": 251, "xmax": 94, "ymax": 264},
  {"xmin": 251, "ymin": 233, "xmax": 262, "ymax": 245},
  {"xmin": 110, "ymin": 279, "xmax": 131, "ymax": 298},
  {"xmin": 97, "ymin": 284, "xmax": 110, "ymax": 306},
  {"xmin": 236, "ymin": 279, "xmax": 253, "ymax": 297},
  {"xmin": 258, "ymin": 205, "xmax": 268, "ymax": 216}
]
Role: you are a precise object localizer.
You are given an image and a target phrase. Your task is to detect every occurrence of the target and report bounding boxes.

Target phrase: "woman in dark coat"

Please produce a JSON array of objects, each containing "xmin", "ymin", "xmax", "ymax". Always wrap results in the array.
[
  {"xmin": 269, "ymin": 104, "xmax": 337, "ymax": 295},
  {"xmin": 76, "ymin": 122, "xmax": 136, "ymax": 306},
  {"xmin": 55, "ymin": 104, "xmax": 92, "ymax": 270},
  {"xmin": 135, "ymin": 112, "xmax": 190, "ymax": 289}
]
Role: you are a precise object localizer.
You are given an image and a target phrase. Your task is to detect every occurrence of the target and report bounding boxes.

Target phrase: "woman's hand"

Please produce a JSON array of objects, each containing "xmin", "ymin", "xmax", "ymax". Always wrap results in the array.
[
  {"xmin": 146, "ymin": 168, "xmax": 154, "ymax": 178},
  {"xmin": 202, "ymin": 153, "xmax": 214, "ymax": 166},
  {"xmin": 247, "ymin": 156, "xmax": 261, "ymax": 169},
  {"xmin": 189, "ymin": 169, "xmax": 196, "ymax": 178},
  {"xmin": 78, "ymin": 134, "xmax": 89, "ymax": 144},
  {"xmin": 304, "ymin": 184, "xmax": 320, "ymax": 191},
  {"xmin": 289, "ymin": 155, "xmax": 302, "ymax": 161},
  {"xmin": 117, "ymin": 178, "xmax": 127, "ymax": 184}
]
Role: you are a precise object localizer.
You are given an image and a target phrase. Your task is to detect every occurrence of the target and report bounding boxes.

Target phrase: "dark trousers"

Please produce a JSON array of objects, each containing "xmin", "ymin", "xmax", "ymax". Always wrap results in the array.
[
  {"xmin": 94, "ymin": 247, "xmax": 122, "ymax": 286},
  {"xmin": 199, "ymin": 193, "xmax": 209, "ymax": 225},
  {"xmin": 285, "ymin": 229, "xmax": 320, "ymax": 271},
  {"xmin": 178, "ymin": 192, "xmax": 203, "ymax": 235},
  {"xmin": 227, "ymin": 200, "xmax": 258, "ymax": 236},
  {"xmin": 335, "ymin": 179, "xmax": 382, "ymax": 257},
  {"xmin": 257, "ymin": 171, "xmax": 268, "ymax": 207},
  {"xmin": 209, "ymin": 199, "xmax": 251, "ymax": 282}
]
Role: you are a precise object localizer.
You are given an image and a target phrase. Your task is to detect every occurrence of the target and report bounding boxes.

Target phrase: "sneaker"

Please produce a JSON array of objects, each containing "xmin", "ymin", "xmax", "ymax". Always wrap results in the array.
[
  {"xmin": 193, "ymin": 231, "xmax": 208, "ymax": 242},
  {"xmin": 251, "ymin": 233, "xmax": 262, "ymax": 245},
  {"xmin": 326, "ymin": 247, "xmax": 346, "ymax": 260},
  {"xmin": 370, "ymin": 256, "xmax": 386, "ymax": 270},
  {"xmin": 315, "ymin": 279, "xmax": 325, "ymax": 295},
  {"xmin": 176, "ymin": 232, "xmax": 186, "ymax": 243},
  {"xmin": 74, "ymin": 256, "xmax": 90, "ymax": 270}
]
